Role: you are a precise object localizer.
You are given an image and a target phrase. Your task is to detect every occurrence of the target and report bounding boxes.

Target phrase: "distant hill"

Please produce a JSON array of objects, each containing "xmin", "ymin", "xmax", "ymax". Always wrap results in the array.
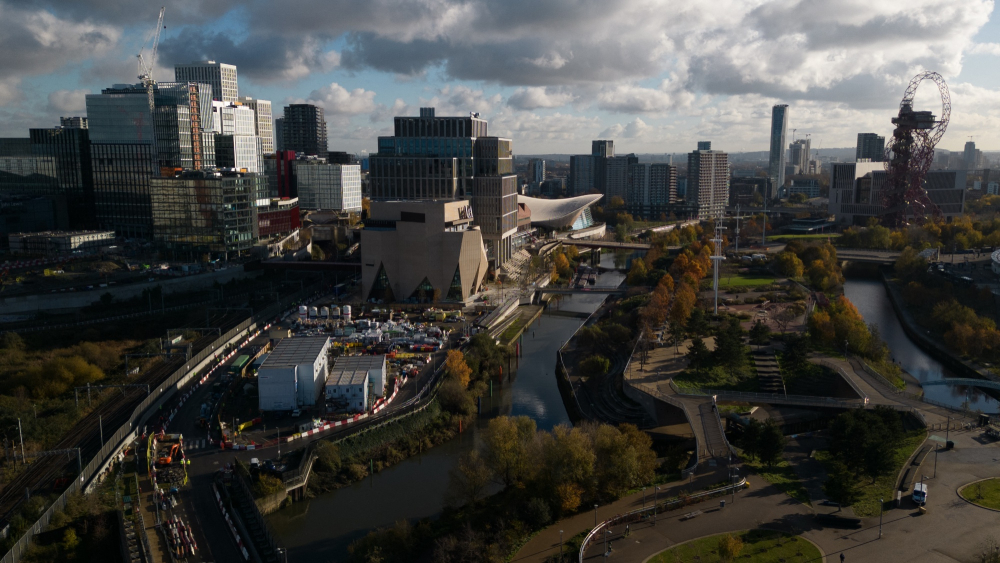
[{"xmin": 518, "ymin": 148, "xmax": 859, "ymax": 163}]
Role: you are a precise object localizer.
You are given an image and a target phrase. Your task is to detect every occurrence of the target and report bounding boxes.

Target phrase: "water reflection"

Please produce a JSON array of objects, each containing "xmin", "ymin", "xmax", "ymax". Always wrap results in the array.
[
  {"xmin": 844, "ymin": 278, "xmax": 998, "ymax": 412},
  {"xmin": 268, "ymin": 249, "xmax": 630, "ymax": 560}
]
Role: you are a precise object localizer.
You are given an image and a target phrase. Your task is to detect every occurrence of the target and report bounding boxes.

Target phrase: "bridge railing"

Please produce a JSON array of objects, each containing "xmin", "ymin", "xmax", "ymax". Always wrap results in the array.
[{"xmin": 818, "ymin": 360, "xmax": 868, "ymax": 402}]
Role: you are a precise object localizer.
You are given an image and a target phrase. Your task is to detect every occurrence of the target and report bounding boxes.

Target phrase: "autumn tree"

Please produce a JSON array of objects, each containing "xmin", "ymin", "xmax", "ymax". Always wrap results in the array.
[
  {"xmin": 773, "ymin": 251, "xmax": 804, "ymax": 278},
  {"xmin": 445, "ymin": 350, "xmax": 472, "ymax": 388},
  {"xmin": 626, "ymin": 258, "xmax": 648, "ymax": 286},
  {"xmin": 446, "ymin": 450, "xmax": 493, "ymax": 507}
]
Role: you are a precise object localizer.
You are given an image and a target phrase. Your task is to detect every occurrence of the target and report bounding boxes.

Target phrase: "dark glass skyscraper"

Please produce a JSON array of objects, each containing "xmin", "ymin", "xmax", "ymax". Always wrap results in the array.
[
  {"xmin": 856, "ymin": 133, "xmax": 885, "ymax": 162},
  {"xmin": 281, "ymin": 104, "xmax": 328, "ymax": 156}
]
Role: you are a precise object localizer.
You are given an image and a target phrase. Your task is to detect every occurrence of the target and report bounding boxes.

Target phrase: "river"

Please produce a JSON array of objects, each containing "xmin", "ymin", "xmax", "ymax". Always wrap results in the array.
[
  {"xmin": 844, "ymin": 278, "xmax": 998, "ymax": 413},
  {"xmin": 267, "ymin": 251, "xmax": 631, "ymax": 561}
]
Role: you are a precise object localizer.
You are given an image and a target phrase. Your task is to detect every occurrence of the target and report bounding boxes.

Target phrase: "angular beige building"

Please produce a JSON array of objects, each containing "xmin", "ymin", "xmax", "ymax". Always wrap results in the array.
[{"xmin": 361, "ymin": 200, "xmax": 488, "ymax": 303}]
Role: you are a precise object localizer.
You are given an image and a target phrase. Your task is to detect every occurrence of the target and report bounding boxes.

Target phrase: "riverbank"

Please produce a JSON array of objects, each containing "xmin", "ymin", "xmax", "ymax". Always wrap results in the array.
[{"xmin": 880, "ymin": 269, "xmax": 1000, "ymax": 385}]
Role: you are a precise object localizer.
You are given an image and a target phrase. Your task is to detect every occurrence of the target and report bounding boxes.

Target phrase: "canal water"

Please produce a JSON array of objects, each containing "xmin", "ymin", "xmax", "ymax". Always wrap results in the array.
[
  {"xmin": 844, "ymin": 278, "xmax": 999, "ymax": 413},
  {"xmin": 267, "ymin": 251, "xmax": 630, "ymax": 560}
]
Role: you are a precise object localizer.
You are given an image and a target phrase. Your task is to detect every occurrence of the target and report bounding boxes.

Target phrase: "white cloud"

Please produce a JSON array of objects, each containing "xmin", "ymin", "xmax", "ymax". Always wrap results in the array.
[
  {"xmin": 47, "ymin": 89, "xmax": 89, "ymax": 113},
  {"xmin": 296, "ymin": 82, "xmax": 377, "ymax": 116},
  {"xmin": 420, "ymin": 85, "xmax": 502, "ymax": 116},
  {"xmin": 507, "ymin": 87, "xmax": 576, "ymax": 110},
  {"xmin": 967, "ymin": 42, "xmax": 1000, "ymax": 56}
]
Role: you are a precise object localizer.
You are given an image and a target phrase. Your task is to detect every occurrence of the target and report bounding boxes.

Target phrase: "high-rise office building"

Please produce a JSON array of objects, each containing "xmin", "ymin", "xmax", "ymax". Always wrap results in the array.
[
  {"xmin": 294, "ymin": 160, "xmax": 363, "ymax": 211},
  {"xmin": 370, "ymin": 107, "xmax": 486, "ymax": 200},
  {"xmin": 964, "ymin": 141, "xmax": 981, "ymax": 170},
  {"xmin": 471, "ymin": 136, "xmax": 517, "ymax": 267},
  {"xmin": 592, "ymin": 139, "xmax": 614, "ymax": 194},
  {"xmin": 86, "ymin": 82, "xmax": 214, "ymax": 172},
  {"xmin": 592, "ymin": 140, "xmax": 614, "ymax": 158},
  {"xmin": 264, "ymin": 151, "xmax": 297, "ymax": 198},
  {"xmin": 828, "ymin": 161, "xmax": 965, "ymax": 224},
  {"xmin": 605, "ymin": 154, "xmax": 638, "ymax": 202},
  {"xmin": 28, "ymin": 127, "xmax": 95, "ymax": 229},
  {"xmin": 789, "ymin": 138, "xmax": 810, "ymax": 173},
  {"xmin": 90, "ymin": 143, "xmax": 156, "ymax": 238},
  {"xmin": 281, "ymin": 104, "xmax": 328, "ymax": 156},
  {"xmin": 768, "ymin": 104, "xmax": 788, "ymax": 196},
  {"xmin": 687, "ymin": 143, "xmax": 729, "ymax": 220},
  {"xmin": 238, "ymin": 96, "xmax": 274, "ymax": 155},
  {"xmin": 211, "ymin": 101, "xmax": 262, "ymax": 174},
  {"xmin": 626, "ymin": 162, "xmax": 677, "ymax": 219},
  {"xmin": 570, "ymin": 155, "xmax": 595, "ymax": 195},
  {"xmin": 150, "ymin": 169, "xmax": 259, "ymax": 257},
  {"xmin": 856, "ymin": 133, "xmax": 885, "ymax": 162},
  {"xmin": 60, "ymin": 117, "xmax": 88, "ymax": 129},
  {"xmin": 527, "ymin": 158, "xmax": 545, "ymax": 184},
  {"xmin": 174, "ymin": 61, "xmax": 238, "ymax": 103},
  {"xmin": 273, "ymin": 118, "xmax": 284, "ymax": 151}
]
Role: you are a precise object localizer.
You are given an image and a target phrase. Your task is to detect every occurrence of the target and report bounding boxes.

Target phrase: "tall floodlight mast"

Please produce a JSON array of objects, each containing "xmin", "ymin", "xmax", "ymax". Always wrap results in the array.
[
  {"xmin": 881, "ymin": 71, "xmax": 951, "ymax": 227},
  {"xmin": 711, "ymin": 217, "xmax": 725, "ymax": 315}
]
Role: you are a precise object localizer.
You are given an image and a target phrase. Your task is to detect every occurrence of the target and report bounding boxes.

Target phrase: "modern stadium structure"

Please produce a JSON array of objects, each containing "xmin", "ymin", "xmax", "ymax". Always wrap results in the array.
[{"xmin": 517, "ymin": 194, "xmax": 604, "ymax": 234}]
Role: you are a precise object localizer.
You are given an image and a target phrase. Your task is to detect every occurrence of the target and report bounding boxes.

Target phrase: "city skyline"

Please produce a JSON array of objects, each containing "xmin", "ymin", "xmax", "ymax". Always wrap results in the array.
[{"xmin": 1, "ymin": 1, "xmax": 999, "ymax": 155}]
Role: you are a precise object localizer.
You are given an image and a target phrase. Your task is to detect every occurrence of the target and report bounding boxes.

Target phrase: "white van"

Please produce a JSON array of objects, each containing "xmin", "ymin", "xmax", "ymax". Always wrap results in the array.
[{"xmin": 913, "ymin": 482, "xmax": 927, "ymax": 505}]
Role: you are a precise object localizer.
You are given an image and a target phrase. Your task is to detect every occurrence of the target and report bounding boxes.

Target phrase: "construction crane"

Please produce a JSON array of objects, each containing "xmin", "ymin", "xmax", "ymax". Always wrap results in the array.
[{"xmin": 137, "ymin": 7, "xmax": 166, "ymax": 114}]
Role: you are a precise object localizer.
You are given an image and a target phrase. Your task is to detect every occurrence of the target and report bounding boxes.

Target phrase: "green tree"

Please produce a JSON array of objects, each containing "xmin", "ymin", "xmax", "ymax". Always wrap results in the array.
[
  {"xmin": 894, "ymin": 247, "xmax": 929, "ymax": 280},
  {"xmin": 686, "ymin": 337, "xmax": 711, "ymax": 370},
  {"xmin": 713, "ymin": 317, "xmax": 748, "ymax": 376},
  {"xmin": 823, "ymin": 462, "xmax": 861, "ymax": 510},
  {"xmin": 482, "ymin": 416, "xmax": 537, "ymax": 488},
  {"xmin": 749, "ymin": 320, "xmax": 770, "ymax": 347},
  {"xmin": 446, "ymin": 450, "xmax": 493, "ymax": 507},
  {"xmin": 739, "ymin": 419, "xmax": 763, "ymax": 461},
  {"xmin": 687, "ymin": 307, "xmax": 710, "ymax": 336},
  {"xmin": 781, "ymin": 332, "xmax": 810, "ymax": 373},
  {"xmin": 758, "ymin": 419, "xmax": 786, "ymax": 468},
  {"xmin": 314, "ymin": 441, "xmax": 341, "ymax": 473},
  {"xmin": 626, "ymin": 258, "xmax": 648, "ymax": 286},
  {"xmin": 579, "ymin": 355, "xmax": 611, "ymax": 379},
  {"xmin": 538, "ymin": 425, "xmax": 595, "ymax": 514}
]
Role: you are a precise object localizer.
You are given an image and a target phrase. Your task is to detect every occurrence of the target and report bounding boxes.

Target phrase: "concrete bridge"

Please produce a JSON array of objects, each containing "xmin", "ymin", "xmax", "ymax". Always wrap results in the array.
[
  {"xmin": 536, "ymin": 286, "xmax": 629, "ymax": 296},
  {"xmin": 836, "ymin": 249, "xmax": 901, "ymax": 264},
  {"xmin": 558, "ymin": 240, "xmax": 651, "ymax": 251}
]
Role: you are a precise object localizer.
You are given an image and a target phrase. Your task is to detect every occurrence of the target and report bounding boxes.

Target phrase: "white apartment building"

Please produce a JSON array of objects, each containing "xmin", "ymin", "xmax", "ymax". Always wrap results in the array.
[
  {"xmin": 294, "ymin": 161, "xmax": 363, "ymax": 212},
  {"xmin": 174, "ymin": 61, "xmax": 238, "ymax": 103},
  {"xmin": 237, "ymin": 96, "xmax": 274, "ymax": 155}
]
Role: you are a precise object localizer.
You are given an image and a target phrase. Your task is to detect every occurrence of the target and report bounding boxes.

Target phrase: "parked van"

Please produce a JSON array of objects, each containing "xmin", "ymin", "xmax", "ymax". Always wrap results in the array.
[{"xmin": 913, "ymin": 482, "xmax": 927, "ymax": 505}]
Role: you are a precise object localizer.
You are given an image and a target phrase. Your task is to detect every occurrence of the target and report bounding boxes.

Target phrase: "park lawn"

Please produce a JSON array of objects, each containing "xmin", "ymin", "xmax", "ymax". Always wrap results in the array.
[
  {"xmin": 743, "ymin": 458, "xmax": 812, "ymax": 506},
  {"xmin": 813, "ymin": 429, "xmax": 927, "ymax": 517},
  {"xmin": 648, "ymin": 529, "xmax": 821, "ymax": 563},
  {"xmin": 672, "ymin": 364, "xmax": 759, "ymax": 393},
  {"xmin": 718, "ymin": 273, "xmax": 778, "ymax": 289},
  {"xmin": 959, "ymin": 478, "xmax": 1000, "ymax": 510}
]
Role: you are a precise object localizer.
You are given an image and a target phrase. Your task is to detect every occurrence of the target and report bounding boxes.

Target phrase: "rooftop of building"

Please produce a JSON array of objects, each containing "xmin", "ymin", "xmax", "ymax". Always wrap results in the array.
[
  {"xmin": 259, "ymin": 337, "xmax": 329, "ymax": 369},
  {"xmin": 328, "ymin": 356, "xmax": 384, "ymax": 387},
  {"xmin": 9, "ymin": 230, "xmax": 115, "ymax": 238}
]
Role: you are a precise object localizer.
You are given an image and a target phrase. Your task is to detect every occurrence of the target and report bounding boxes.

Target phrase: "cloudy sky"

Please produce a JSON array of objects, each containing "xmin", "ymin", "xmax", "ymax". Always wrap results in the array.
[{"xmin": 1, "ymin": 0, "xmax": 999, "ymax": 155}]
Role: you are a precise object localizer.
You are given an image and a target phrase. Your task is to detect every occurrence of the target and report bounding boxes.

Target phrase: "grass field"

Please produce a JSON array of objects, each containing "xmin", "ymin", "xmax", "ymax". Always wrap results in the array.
[
  {"xmin": 744, "ymin": 458, "xmax": 812, "ymax": 506},
  {"xmin": 717, "ymin": 273, "xmax": 778, "ymax": 289},
  {"xmin": 672, "ymin": 363, "xmax": 758, "ymax": 393},
  {"xmin": 813, "ymin": 429, "xmax": 927, "ymax": 517},
  {"xmin": 647, "ymin": 529, "xmax": 821, "ymax": 563},
  {"xmin": 960, "ymin": 478, "xmax": 1000, "ymax": 510}
]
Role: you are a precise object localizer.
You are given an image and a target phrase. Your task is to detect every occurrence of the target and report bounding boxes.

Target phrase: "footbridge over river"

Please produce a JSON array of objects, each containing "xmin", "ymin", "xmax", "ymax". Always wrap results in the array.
[{"xmin": 835, "ymin": 249, "xmax": 901, "ymax": 264}]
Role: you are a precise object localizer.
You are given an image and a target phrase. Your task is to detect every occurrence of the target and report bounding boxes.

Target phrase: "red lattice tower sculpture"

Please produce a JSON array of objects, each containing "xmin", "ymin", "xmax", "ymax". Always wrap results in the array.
[{"xmin": 881, "ymin": 71, "xmax": 951, "ymax": 227}]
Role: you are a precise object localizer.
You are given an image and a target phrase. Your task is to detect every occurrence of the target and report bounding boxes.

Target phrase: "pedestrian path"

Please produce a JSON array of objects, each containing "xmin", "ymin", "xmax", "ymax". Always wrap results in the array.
[{"xmin": 511, "ymin": 466, "xmax": 729, "ymax": 563}]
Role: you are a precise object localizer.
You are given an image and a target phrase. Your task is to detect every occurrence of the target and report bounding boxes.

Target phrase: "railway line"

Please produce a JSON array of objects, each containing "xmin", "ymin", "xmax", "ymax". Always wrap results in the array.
[{"xmin": 0, "ymin": 311, "xmax": 245, "ymax": 535}]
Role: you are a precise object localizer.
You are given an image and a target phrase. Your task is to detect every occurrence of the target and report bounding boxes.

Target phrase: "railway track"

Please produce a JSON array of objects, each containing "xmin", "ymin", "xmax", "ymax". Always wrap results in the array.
[{"xmin": 0, "ymin": 311, "xmax": 245, "ymax": 532}]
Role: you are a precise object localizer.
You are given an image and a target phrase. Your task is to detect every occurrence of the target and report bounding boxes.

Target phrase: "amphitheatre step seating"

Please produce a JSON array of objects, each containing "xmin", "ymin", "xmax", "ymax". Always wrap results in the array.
[{"xmin": 753, "ymin": 351, "xmax": 784, "ymax": 394}]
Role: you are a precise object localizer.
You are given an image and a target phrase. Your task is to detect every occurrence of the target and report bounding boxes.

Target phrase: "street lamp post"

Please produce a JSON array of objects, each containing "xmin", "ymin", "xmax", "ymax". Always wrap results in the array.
[
  {"xmin": 594, "ymin": 504, "xmax": 598, "ymax": 528},
  {"xmin": 654, "ymin": 486, "xmax": 661, "ymax": 526},
  {"xmin": 879, "ymin": 497, "xmax": 884, "ymax": 538},
  {"xmin": 642, "ymin": 486, "xmax": 646, "ymax": 512},
  {"xmin": 560, "ymin": 530, "xmax": 564, "ymax": 560}
]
